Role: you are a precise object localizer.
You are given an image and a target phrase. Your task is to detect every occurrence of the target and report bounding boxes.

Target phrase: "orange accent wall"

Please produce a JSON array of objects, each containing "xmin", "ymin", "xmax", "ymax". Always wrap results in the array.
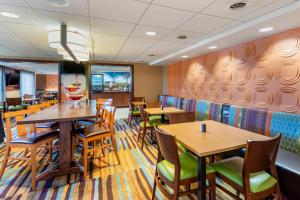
[{"xmin": 167, "ymin": 27, "xmax": 300, "ymax": 113}]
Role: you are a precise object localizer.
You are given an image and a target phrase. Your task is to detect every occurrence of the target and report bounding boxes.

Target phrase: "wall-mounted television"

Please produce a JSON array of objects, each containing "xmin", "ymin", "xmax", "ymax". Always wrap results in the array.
[{"xmin": 5, "ymin": 68, "xmax": 20, "ymax": 86}]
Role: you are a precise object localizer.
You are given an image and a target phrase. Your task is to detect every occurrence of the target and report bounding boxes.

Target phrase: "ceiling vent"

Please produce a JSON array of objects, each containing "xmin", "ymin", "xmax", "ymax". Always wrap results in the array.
[
  {"xmin": 229, "ymin": 1, "xmax": 247, "ymax": 10},
  {"xmin": 147, "ymin": 54, "xmax": 156, "ymax": 57},
  {"xmin": 176, "ymin": 35, "xmax": 187, "ymax": 40}
]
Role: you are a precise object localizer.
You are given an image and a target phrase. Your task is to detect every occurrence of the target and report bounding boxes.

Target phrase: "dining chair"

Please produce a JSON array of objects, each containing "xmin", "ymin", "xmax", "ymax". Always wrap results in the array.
[
  {"xmin": 168, "ymin": 112, "xmax": 195, "ymax": 153},
  {"xmin": 212, "ymin": 134, "xmax": 282, "ymax": 200},
  {"xmin": 72, "ymin": 106, "xmax": 120, "ymax": 180},
  {"xmin": 137, "ymin": 105, "xmax": 162, "ymax": 149},
  {"xmin": 77, "ymin": 99, "xmax": 112, "ymax": 127},
  {"xmin": 146, "ymin": 101, "xmax": 164, "ymax": 122},
  {"xmin": 168, "ymin": 112, "xmax": 195, "ymax": 124},
  {"xmin": 0, "ymin": 109, "xmax": 59, "ymax": 189},
  {"xmin": 128, "ymin": 99, "xmax": 141, "ymax": 126},
  {"xmin": 152, "ymin": 126, "xmax": 216, "ymax": 200},
  {"xmin": 27, "ymin": 105, "xmax": 59, "ymax": 130},
  {"xmin": 5, "ymin": 97, "xmax": 24, "ymax": 112}
]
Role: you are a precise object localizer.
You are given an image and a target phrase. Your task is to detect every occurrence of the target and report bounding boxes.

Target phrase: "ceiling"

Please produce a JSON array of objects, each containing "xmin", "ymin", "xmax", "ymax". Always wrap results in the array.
[
  {"xmin": 0, "ymin": 0, "xmax": 298, "ymax": 65},
  {"xmin": 0, "ymin": 60, "xmax": 58, "ymax": 74}
]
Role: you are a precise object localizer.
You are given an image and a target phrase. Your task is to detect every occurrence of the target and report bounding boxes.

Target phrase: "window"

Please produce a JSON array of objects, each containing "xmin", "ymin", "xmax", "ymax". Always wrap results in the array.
[
  {"xmin": 0, "ymin": 66, "xmax": 3, "ymax": 101},
  {"xmin": 20, "ymin": 71, "xmax": 35, "ymax": 97}
]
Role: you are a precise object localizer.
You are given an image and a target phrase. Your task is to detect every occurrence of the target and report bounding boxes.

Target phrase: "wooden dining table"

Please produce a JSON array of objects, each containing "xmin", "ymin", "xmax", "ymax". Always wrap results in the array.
[
  {"xmin": 131, "ymin": 101, "xmax": 146, "ymax": 107},
  {"xmin": 159, "ymin": 120, "xmax": 269, "ymax": 200},
  {"xmin": 18, "ymin": 101, "xmax": 97, "ymax": 180}
]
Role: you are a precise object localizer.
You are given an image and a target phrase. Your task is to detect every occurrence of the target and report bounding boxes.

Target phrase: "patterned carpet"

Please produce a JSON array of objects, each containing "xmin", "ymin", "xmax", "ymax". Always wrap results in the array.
[{"xmin": 0, "ymin": 117, "xmax": 231, "ymax": 200}]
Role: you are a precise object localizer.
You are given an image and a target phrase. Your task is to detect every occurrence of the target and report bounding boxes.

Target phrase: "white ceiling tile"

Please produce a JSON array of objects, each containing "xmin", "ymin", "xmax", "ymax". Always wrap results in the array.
[
  {"xmin": 93, "ymin": 32, "xmax": 127, "ymax": 59},
  {"xmin": 241, "ymin": 0, "xmax": 294, "ymax": 21},
  {"xmin": 178, "ymin": 13, "xmax": 232, "ymax": 33},
  {"xmin": 35, "ymin": 10, "xmax": 90, "ymax": 32},
  {"xmin": 139, "ymin": 5, "xmax": 194, "ymax": 29},
  {"xmin": 0, "ymin": 22, "xmax": 58, "ymax": 58},
  {"xmin": 116, "ymin": 37, "xmax": 157, "ymax": 60},
  {"xmin": 201, "ymin": 0, "xmax": 277, "ymax": 20},
  {"xmin": 163, "ymin": 30, "xmax": 205, "ymax": 43},
  {"xmin": 0, "ymin": 4, "xmax": 43, "ymax": 26},
  {"xmin": 131, "ymin": 25, "xmax": 172, "ymax": 40},
  {"xmin": 26, "ymin": 0, "xmax": 89, "ymax": 16},
  {"xmin": 0, "ymin": 0, "xmax": 27, "ymax": 7},
  {"xmin": 153, "ymin": 0, "xmax": 214, "ymax": 12},
  {"xmin": 0, "ymin": 27, "xmax": 49, "ymax": 58},
  {"xmin": 90, "ymin": 0, "xmax": 148, "ymax": 23},
  {"xmin": 91, "ymin": 18, "xmax": 135, "ymax": 36},
  {"xmin": 0, "ymin": 46, "xmax": 21, "ymax": 57}
]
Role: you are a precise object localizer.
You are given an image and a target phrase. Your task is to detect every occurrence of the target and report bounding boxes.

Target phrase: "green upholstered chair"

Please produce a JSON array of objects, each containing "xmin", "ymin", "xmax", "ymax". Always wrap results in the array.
[
  {"xmin": 152, "ymin": 126, "xmax": 216, "ymax": 200},
  {"xmin": 168, "ymin": 112, "xmax": 195, "ymax": 153},
  {"xmin": 212, "ymin": 134, "xmax": 282, "ymax": 200},
  {"xmin": 128, "ymin": 99, "xmax": 141, "ymax": 126},
  {"xmin": 137, "ymin": 105, "xmax": 162, "ymax": 149}
]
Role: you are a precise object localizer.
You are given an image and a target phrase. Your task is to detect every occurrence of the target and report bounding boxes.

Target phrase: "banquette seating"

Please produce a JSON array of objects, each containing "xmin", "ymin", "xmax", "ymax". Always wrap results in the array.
[{"xmin": 158, "ymin": 94, "xmax": 300, "ymax": 200}]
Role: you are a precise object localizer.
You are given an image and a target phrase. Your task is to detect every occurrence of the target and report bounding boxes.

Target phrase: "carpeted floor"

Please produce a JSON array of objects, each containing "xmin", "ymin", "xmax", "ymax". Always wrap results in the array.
[{"xmin": 0, "ymin": 113, "xmax": 232, "ymax": 200}]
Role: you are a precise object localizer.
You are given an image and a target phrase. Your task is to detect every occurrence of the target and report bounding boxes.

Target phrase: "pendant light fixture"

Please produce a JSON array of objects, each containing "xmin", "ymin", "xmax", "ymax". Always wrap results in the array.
[{"xmin": 48, "ymin": 24, "xmax": 89, "ymax": 63}]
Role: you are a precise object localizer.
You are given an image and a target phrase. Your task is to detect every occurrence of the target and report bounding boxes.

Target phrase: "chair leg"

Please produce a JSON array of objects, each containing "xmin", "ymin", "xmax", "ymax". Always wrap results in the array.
[
  {"xmin": 0, "ymin": 146, "xmax": 11, "ymax": 179},
  {"xmin": 83, "ymin": 141, "xmax": 88, "ymax": 180},
  {"xmin": 111, "ymin": 136, "xmax": 120, "ymax": 164},
  {"xmin": 31, "ymin": 146, "xmax": 37, "ymax": 190},
  {"xmin": 209, "ymin": 176, "xmax": 216, "ymax": 200},
  {"xmin": 275, "ymin": 183, "xmax": 282, "ymax": 200},
  {"xmin": 151, "ymin": 178, "xmax": 157, "ymax": 200},
  {"xmin": 141, "ymin": 129, "xmax": 146, "ymax": 150}
]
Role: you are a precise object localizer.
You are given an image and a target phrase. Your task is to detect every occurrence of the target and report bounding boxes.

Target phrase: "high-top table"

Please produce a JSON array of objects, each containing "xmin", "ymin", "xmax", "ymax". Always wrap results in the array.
[
  {"xmin": 18, "ymin": 101, "xmax": 96, "ymax": 180},
  {"xmin": 159, "ymin": 120, "xmax": 269, "ymax": 200}
]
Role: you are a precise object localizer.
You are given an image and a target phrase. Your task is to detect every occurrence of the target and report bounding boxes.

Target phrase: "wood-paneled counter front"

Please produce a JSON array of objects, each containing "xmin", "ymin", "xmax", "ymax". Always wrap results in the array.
[{"xmin": 91, "ymin": 92, "xmax": 131, "ymax": 107}]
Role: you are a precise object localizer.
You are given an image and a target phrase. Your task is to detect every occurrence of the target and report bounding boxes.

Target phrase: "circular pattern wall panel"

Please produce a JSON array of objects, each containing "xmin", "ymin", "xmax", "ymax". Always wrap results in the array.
[
  {"xmin": 276, "ymin": 31, "xmax": 300, "ymax": 58},
  {"xmin": 235, "ymin": 67, "xmax": 250, "ymax": 87},
  {"xmin": 234, "ymin": 45, "xmax": 251, "ymax": 64},
  {"xmin": 275, "ymin": 86, "xmax": 300, "ymax": 113},
  {"xmin": 278, "ymin": 59, "xmax": 300, "ymax": 85},
  {"xmin": 254, "ymin": 87, "xmax": 273, "ymax": 109},
  {"xmin": 219, "ymin": 50, "xmax": 232, "ymax": 68},
  {"xmin": 255, "ymin": 38, "xmax": 273, "ymax": 62},
  {"xmin": 253, "ymin": 65, "xmax": 273, "ymax": 85}
]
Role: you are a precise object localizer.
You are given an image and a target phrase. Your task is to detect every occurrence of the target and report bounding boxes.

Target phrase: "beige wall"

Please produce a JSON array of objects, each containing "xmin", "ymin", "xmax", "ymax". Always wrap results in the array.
[{"xmin": 133, "ymin": 63, "xmax": 163, "ymax": 101}]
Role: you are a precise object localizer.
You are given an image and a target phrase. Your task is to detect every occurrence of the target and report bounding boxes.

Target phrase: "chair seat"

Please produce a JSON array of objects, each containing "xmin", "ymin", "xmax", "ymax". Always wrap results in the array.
[
  {"xmin": 157, "ymin": 152, "xmax": 215, "ymax": 182},
  {"xmin": 177, "ymin": 142, "xmax": 188, "ymax": 153},
  {"xmin": 35, "ymin": 122, "xmax": 59, "ymax": 129},
  {"xmin": 148, "ymin": 115, "xmax": 161, "ymax": 121},
  {"xmin": 139, "ymin": 120, "xmax": 162, "ymax": 128},
  {"xmin": 132, "ymin": 109, "xmax": 140, "ymax": 115},
  {"xmin": 8, "ymin": 105, "xmax": 24, "ymax": 111},
  {"xmin": 76, "ymin": 125, "xmax": 111, "ymax": 138},
  {"xmin": 11, "ymin": 130, "xmax": 59, "ymax": 144},
  {"xmin": 212, "ymin": 156, "xmax": 277, "ymax": 193}
]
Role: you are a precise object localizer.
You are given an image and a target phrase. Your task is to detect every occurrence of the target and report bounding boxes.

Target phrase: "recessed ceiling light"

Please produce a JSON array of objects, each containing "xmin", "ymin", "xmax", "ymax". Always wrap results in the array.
[
  {"xmin": 182, "ymin": 55, "xmax": 189, "ymax": 58},
  {"xmin": 0, "ymin": 12, "xmax": 19, "ymax": 19},
  {"xmin": 259, "ymin": 27, "xmax": 274, "ymax": 33},
  {"xmin": 208, "ymin": 46, "xmax": 217, "ymax": 50},
  {"xmin": 44, "ymin": 0, "xmax": 69, "ymax": 7},
  {"xmin": 145, "ymin": 31, "xmax": 156, "ymax": 36}
]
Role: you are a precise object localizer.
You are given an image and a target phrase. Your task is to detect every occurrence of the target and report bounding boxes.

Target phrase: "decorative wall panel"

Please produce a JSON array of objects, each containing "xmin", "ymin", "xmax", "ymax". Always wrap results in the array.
[{"xmin": 167, "ymin": 27, "xmax": 300, "ymax": 113}]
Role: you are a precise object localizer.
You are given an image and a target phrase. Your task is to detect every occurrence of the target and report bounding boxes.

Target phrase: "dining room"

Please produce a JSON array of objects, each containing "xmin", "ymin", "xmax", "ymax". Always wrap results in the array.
[{"xmin": 0, "ymin": 0, "xmax": 300, "ymax": 200}]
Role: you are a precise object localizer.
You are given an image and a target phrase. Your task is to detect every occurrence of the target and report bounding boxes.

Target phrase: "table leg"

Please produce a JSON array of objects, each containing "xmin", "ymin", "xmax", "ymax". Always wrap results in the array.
[
  {"xmin": 198, "ymin": 156, "xmax": 206, "ymax": 200},
  {"xmin": 59, "ymin": 121, "xmax": 72, "ymax": 169}
]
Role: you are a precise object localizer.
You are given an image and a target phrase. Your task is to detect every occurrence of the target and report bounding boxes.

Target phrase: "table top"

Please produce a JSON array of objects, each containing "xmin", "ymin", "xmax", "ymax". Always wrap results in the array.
[
  {"xmin": 19, "ymin": 101, "xmax": 96, "ymax": 124},
  {"xmin": 131, "ymin": 101, "xmax": 146, "ymax": 106},
  {"xmin": 159, "ymin": 120, "xmax": 269, "ymax": 157},
  {"xmin": 145, "ymin": 107, "xmax": 183, "ymax": 115}
]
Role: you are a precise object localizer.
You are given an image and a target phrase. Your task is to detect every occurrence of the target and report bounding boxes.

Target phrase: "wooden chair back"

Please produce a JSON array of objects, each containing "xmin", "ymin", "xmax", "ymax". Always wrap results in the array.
[
  {"xmin": 6, "ymin": 97, "xmax": 22, "ymax": 106},
  {"xmin": 27, "ymin": 104, "xmax": 42, "ymax": 113},
  {"xmin": 244, "ymin": 134, "xmax": 281, "ymax": 175},
  {"xmin": 154, "ymin": 126, "xmax": 180, "ymax": 176},
  {"xmin": 97, "ymin": 98, "xmax": 113, "ymax": 105},
  {"xmin": 169, "ymin": 112, "xmax": 195, "ymax": 124},
  {"xmin": 133, "ymin": 97, "xmax": 145, "ymax": 101},
  {"xmin": 139, "ymin": 105, "xmax": 146, "ymax": 122},
  {"xmin": 101, "ymin": 106, "xmax": 116, "ymax": 130},
  {"xmin": 3, "ymin": 109, "xmax": 36, "ymax": 141},
  {"xmin": 146, "ymin": 101, "xmax": 161, "ymax": 108}
]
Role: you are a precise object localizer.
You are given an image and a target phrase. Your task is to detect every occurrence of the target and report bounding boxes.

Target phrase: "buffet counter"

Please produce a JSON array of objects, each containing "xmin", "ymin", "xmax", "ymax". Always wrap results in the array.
[{"xmin": 91, "ymin": 92, "xmax": 131, "ymax": 107}]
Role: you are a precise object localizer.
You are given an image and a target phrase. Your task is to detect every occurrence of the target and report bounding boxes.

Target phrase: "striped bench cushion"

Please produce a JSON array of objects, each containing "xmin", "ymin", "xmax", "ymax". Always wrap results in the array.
[
  {"xmin": 240, "ymin": 108, "xmax": 268, "ymax": 135},
  {"xmin": 195, "ymin": 100, "xmax": 210, "ymax": 121},
  {"xmin": 209, "ymin": 103, "xmax": 222, "ymax": 122}
]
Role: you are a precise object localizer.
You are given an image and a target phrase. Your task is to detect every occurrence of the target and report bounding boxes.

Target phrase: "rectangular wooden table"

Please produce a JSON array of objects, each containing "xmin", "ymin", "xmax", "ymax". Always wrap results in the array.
[
  {"xmin": 18, "ymin": 101, "xmax": 97, "ymax": 180},
  {"xmin": 159, "ymin": 120, "xmax": 269, "ymax": 200}
]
